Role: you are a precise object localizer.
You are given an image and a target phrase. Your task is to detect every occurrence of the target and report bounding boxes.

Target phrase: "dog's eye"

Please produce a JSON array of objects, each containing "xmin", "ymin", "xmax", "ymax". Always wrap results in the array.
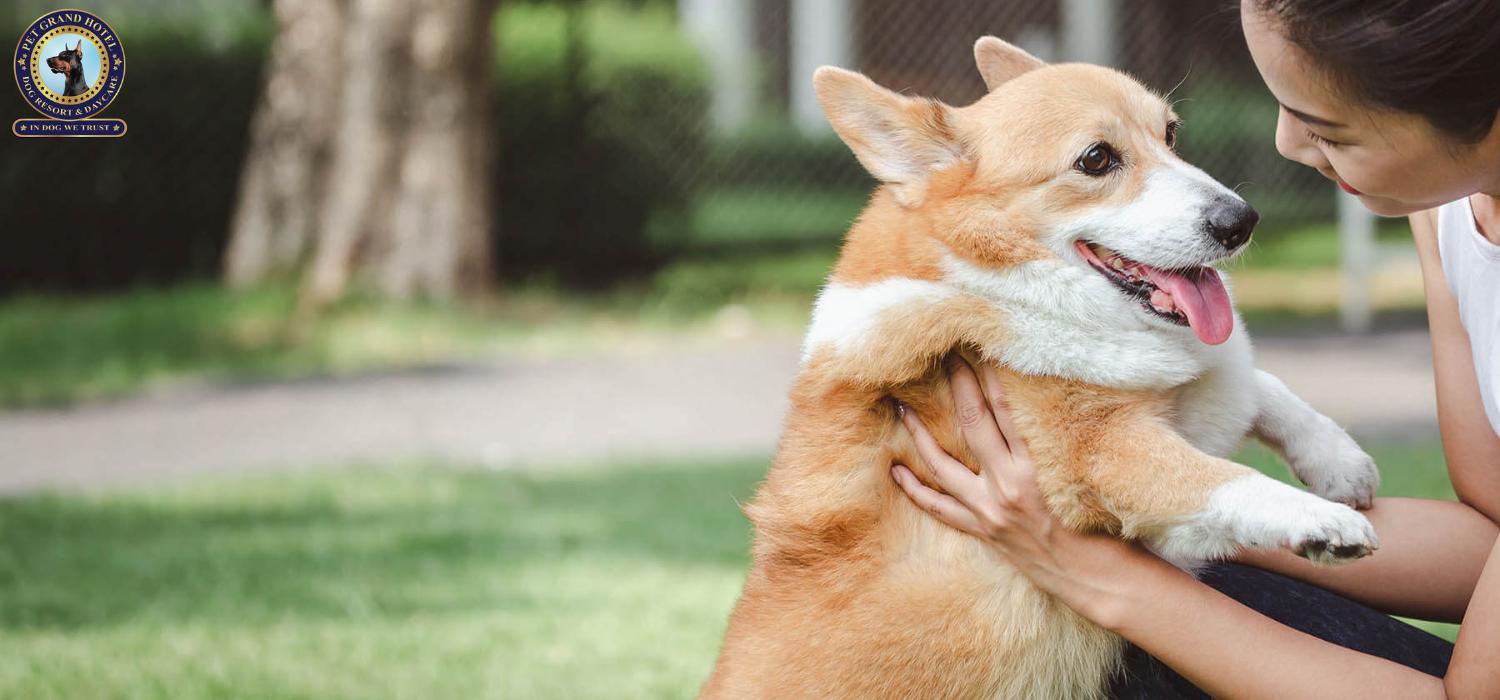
[
  {"xmin": 1075, "ymin": 143, "xmax": 1118, "ymax": 176},
  {"xmin": 1166, "ymin": 120, "xmax": 1182, "ymax": 149}
]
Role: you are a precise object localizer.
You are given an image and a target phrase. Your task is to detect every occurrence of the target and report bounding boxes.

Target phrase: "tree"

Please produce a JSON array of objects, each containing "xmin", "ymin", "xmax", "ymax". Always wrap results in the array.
[{"xmin": 226, "ymin": 0, "xmax": 499, "ymax": 309}]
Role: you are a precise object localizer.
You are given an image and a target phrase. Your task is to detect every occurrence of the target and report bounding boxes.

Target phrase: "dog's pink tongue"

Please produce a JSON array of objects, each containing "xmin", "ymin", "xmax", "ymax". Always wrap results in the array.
[{"xmin": 1144, "ymin": 265, "xmax": 1233, "ymax": 345}]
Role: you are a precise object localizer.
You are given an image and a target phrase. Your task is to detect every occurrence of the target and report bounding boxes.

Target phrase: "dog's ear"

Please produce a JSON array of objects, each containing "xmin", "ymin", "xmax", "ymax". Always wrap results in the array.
[
  {"xmin": 974, "ymin": 37, "xmax": 1044, "ymax": 92},
  {"xmin": 813, "ymin": 66, "xmax": 964, "ymax": 208}
]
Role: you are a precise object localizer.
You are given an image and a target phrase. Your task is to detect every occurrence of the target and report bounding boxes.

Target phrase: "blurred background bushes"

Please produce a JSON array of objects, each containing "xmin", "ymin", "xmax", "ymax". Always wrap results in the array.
[
  {"xmin": 495, "ymin": 2, "xmax": 709, "ymax": 287},
  {"xmin": 0, "ymin": 0, "xmax": 1423, "ymax": 405},
  {"xmin": 0, "ymin": 0, "xmax": 1365, "ymax": 299},
  {"xmin": 0, "ymin": 20, "xmax": 271, "ymax": 294},
  {"xmin": 0, "ymin": 1, "xmax": 714, "ymax": 295}
]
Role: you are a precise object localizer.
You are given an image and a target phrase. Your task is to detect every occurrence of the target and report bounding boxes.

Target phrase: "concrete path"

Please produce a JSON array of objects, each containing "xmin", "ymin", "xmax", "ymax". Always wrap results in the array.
[{"xmin": 0, "ymin": 329, "xmax": 1438, "ymax": 494}]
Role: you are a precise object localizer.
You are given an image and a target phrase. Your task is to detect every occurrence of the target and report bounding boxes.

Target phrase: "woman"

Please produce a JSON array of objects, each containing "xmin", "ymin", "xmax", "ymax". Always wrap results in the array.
[{"xmin": 892, "ymin": 1, "xmax": 1500, "ymax": 697}]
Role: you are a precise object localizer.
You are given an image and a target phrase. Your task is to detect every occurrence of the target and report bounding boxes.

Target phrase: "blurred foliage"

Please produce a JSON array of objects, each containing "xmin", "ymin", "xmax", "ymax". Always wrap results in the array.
[
  {"xmin": 0, "ymin": 20, "xmax": 272, "ymax": 295},
  {"xmin": 703, "ymin": 118, "xmax": 866, "ymax": 190},
  {"xmin": 0, "ymin": 3, "xmax": 1367, "ymax": 297},
  {"xmin": 0, "ymin": 443, "xmax": 1456, "ymax": 697},
  {"xmin": 681, "ymin": 189, "xmax": 867, "ymax": 250},
  {"xmin": 1173, "ymin": 74, "xmax": 1335, "ymax": 225},
  {"xmin": 680, "ymin": 118, "xmax": 868, "ymax": 252},
  {"xmin": 1, "ymin": 2, "xmax": 710, "ymax": 295},
  {"xmin": 644, "ymin": 249, "xmax": 836, "ymax": 313},
  {"xmin": 494, "ymin": 2, "xmax": 709, "ymax": 286}
]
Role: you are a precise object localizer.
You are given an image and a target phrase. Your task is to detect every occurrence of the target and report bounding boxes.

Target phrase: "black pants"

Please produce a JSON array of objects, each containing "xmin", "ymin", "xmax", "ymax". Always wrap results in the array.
[{"xmin": 1109, "ymin": 562, "xmax": 1454, "ymax": 698}]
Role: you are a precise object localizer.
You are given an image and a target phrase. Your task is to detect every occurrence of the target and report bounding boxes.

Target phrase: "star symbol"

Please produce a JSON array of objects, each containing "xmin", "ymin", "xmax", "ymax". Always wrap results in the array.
[
  {"xmin": 16, "ymin": 58, "xmax": 23, "ymax": 67},
  {"xmin": 112, "ymin": 123, "xmax": 120, "ymax": 131},
  {"xmin": 113, "ymin": 56, "xmax": 122, "ymax": 69}
]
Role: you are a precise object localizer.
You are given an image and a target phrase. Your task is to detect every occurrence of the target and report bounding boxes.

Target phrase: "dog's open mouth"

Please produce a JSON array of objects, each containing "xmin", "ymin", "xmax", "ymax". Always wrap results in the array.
[{"xmin": 1074, "ymin": 240, "xmax": 1233, "ymax": 345}]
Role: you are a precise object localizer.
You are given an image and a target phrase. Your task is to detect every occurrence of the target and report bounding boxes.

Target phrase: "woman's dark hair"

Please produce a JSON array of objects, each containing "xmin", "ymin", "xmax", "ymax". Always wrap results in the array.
[{"xmin": 1252, "ymin": 0, "xmax": 1500, "ymax": 143}]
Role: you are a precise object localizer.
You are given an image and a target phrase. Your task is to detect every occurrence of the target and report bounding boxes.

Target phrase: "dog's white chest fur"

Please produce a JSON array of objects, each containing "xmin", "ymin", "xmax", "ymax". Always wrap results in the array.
[{"xmin": 801, "ymin": 255, "xmax": 1260, "ymax": 454}]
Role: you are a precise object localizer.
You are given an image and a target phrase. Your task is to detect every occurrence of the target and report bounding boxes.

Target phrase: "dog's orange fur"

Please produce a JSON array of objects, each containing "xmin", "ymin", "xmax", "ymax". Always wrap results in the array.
[{"xmin": 700, "ymin": 40, "xmax": 1262, "ymax": 699}]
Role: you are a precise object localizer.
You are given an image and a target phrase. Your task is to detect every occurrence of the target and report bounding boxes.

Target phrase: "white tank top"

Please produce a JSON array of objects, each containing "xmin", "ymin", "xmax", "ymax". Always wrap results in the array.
[{"xmin": 1437, "ymin": 195, "xmax": 1500, "ymax": 438}]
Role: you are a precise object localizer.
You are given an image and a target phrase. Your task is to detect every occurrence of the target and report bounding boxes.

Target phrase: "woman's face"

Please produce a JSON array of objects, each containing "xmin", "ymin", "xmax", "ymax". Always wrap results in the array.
[{"xmin": 1241, "ymin": 1, "xmax": 1500, "ymax": 216}]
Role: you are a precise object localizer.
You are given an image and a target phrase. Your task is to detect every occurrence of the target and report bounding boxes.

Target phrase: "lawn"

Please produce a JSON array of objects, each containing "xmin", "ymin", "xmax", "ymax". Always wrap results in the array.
[
  {"xmin": 0, "ymin": 280, "xmax": 802, "ymax": 408},
  {"xmin": 0, "ymin": 285, "xmax": 509, "ymax": 407},
  {"xmin": 0, "ymin": 441, "xmax": 1459, "ymax": 699}
]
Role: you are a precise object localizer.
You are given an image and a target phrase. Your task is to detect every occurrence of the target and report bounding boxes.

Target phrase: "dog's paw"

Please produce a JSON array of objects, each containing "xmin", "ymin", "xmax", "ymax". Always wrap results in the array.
[
  {"xmin": 1150, "ymin": 474, "xmax": 1378, "ymax": 567},
  {"xmin": 1281, "ymin": 498, "xmax": 1378, "ymax": 565},
  {"xmin": 1283, "ymin": 417, "xmax": 1380, "ymax": 510}
]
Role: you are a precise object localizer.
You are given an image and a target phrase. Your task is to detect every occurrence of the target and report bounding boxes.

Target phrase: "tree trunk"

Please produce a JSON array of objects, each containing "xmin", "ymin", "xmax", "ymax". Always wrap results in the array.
[
  {"xmin": 227, "ymin": 0, "xmax": 498, "ymax": 308},
  {"xmin": 224, "ymin": 0, "xmax": 343, "ymax": 287}
]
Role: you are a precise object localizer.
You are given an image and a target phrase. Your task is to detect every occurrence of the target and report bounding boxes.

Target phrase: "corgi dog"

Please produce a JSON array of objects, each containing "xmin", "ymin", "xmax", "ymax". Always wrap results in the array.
[{"xmin": 700, "ymin": 38, "xmax": 1381, "ymax": 699}]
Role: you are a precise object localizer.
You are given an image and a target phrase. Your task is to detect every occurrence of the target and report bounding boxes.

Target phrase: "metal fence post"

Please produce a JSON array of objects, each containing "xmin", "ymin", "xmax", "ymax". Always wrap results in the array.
[
  {"xmin": 679, "ymin": 0, "xmax": 755, "ymax": 132},
  {"xmin": 790, "ymin": 0, "xmax": 853, "ymax": 134},
  {"xmin": 1338, "ymin": 189, "xmax": 1375, "ymax": 333},
  {"xmin": 1061, "ymin": 0, "xmax": 1118, "ymax": 65}
]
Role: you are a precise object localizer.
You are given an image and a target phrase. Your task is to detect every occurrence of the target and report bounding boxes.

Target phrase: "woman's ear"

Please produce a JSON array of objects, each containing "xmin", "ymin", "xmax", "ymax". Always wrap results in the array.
[
  {"xmin": 813, "ymin": 66, "xmax": 965, "ymax": 208},
  {"xmin": 974, "ymin": 36, "xmax": 1045, "ymax": 92}
]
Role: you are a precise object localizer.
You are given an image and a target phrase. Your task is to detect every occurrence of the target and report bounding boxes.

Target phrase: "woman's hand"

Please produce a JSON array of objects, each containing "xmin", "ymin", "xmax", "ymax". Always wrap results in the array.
[
  {"xmin": 891, "ymin": 356, "xmax": 1134, "ymax": 610},
  {"xmin": 891, "ymin": 356, "xmax": 1059, "ymax": 550}
]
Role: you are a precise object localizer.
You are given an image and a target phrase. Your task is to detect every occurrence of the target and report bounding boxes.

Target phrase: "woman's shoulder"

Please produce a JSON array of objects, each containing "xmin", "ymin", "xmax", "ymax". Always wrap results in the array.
[
  {"xmin": 1414, "ymin": 198, "xmax": 1488, "ymax": 274},
  {"xmin": 1414, "ymin": 198, "xmax": 1474, "ymax": 242},
  {"xmin": 1410, "ymin": 207, "xmax": 1440, "ymax": 243},
  {"xmin": 1411, "ymin": 206, "xmax": 1442, "ymax": 271}
]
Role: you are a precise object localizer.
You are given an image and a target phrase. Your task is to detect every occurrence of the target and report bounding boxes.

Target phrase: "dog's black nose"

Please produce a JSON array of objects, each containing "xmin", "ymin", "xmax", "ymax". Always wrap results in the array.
[{"xmin": 1204, "ymin": 198, "xmax": 1258, "ymax": 250}]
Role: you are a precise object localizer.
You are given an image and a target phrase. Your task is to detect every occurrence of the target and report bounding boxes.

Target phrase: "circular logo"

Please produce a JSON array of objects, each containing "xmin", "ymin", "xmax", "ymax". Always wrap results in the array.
[{"xmin": 13, "ymin": 9, "xmax": 126, "ymax": 121}]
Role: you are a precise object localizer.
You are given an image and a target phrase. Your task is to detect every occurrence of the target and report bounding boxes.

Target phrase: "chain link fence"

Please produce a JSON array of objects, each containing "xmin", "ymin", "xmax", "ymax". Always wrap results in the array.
[{"xmin": 671, "ymin": 0, "xmax": 1335, "ymax": 263}]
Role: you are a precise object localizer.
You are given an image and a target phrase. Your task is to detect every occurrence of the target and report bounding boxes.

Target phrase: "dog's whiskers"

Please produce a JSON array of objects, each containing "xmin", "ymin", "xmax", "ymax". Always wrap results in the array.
[{"xmin": 1164, "ymin": 67, "xmax": 1192, "ymax": 102}]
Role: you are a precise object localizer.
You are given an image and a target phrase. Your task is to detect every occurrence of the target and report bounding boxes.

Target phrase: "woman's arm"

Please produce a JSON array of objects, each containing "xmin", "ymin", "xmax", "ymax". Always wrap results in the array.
[
  {"xmin": 1038, "ymin": 531, "xmax": 1449, "ymax": 700},
  {"xmin": 1412, "ymin": 208, "xmax": 1500, "ymax": 523},
  {"xmin": 1227, "ymin": 209, "xmax": 1500, "ymax": 619},
  {"xmin": 1044, "ymin": 523, "xmax": 1500, "ymax": 700},
  {"xmin": 1232, "ymin": 497, "xmax": 1495, "ymax": 622},
  {"xmin": 892, "ymin": 358, "xmax": 1498, "ymax": 699}
]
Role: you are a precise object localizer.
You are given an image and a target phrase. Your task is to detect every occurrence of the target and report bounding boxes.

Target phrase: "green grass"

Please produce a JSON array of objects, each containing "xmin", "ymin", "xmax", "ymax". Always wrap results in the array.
[
  {"xmin": 0, "ymin": 284, "xmax": 522, "ymax": 407},
  {"xmin": 0, "ymin": 442, "xmax": 1460, "ymax": 698},
  {"xmin": 0, "ymin": 458, "xmax": 761, "ymax": 699}
]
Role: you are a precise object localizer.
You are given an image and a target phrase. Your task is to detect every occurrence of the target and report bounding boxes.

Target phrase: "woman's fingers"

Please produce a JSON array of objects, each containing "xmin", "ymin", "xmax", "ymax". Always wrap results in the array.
[
  {"xmin": 899, "ymin": 403, "xmax": 986, "ymax": 509},
  {"xmin": 977, "ymin": 363, "xmax": 1042, "ymax": 507},
  {"xmin": 981, "ymin": 362, "xmax": 1032, "ymax": 465},
  {"xmin": 945, "ymin": 356, "xmax": 1015, "ymax": 475},
  {"xmin": 891, "ymin": 465, "xmax": 984, "ymax": 536}
]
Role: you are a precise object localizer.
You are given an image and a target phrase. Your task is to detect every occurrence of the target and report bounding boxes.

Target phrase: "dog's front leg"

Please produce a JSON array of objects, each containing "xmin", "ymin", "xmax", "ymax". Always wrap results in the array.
[
  {"xmin": 1251, "ymin": 369, "xmax": 1380, "ymax": 509},
  {"xmin": 1060, "ymin": 411, "xmax": 1378, "ymax": 570}
]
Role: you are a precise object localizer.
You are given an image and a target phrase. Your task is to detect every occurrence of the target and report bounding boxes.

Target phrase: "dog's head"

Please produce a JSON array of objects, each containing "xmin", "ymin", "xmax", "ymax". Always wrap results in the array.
[
  {"xmin": 815, "ymin": 38, "xmax": 1257, "ymax": 346},
  {"xmin": 46, "ymin": 41, "xmax": 84, "ymax": 77}
]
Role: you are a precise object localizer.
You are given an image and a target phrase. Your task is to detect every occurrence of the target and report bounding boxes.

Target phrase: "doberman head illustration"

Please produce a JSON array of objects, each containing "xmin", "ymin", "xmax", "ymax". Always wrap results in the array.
[{"xmin": 45, "ymin": 41, "xmax": 87, "ymax": 97}]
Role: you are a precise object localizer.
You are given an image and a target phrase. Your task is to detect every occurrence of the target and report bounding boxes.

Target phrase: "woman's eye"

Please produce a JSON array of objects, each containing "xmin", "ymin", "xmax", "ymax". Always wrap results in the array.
[
  {"xmin": 1075, "ymin": 143, "xmax": 1118, "ymax": 176},
  {"xmin": 1304, "ymin": 128, "xmax": 1344, "ymax": 149}
]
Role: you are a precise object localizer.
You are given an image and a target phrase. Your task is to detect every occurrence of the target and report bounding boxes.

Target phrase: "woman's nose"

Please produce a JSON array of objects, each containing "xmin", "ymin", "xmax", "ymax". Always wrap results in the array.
[{"xmin": 1273, "ymin": 108, "xmax": 1328, "ymax": 171}]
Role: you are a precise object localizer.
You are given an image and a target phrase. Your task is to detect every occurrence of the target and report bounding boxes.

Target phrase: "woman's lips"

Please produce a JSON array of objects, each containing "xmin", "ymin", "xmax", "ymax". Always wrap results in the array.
[{"xmin": 1337, "ymin": 179, "xmax": 1362, "ymax": 195}]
